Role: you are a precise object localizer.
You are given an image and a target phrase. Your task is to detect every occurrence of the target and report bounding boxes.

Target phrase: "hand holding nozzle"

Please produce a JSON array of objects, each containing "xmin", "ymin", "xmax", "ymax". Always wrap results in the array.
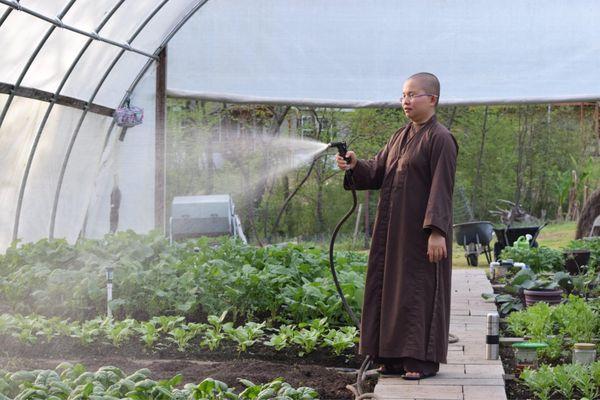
[
  {"xmin": 328, "ymin": 141, "xmax": 357, "ymax": 171},
  {"xmin": 336, "ymin": 151, "xmax": 357, "ymax": 171}
]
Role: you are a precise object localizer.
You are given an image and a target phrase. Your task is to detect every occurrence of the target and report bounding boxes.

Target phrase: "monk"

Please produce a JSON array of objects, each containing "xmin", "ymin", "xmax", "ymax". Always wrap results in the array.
[{"xmin": 336, "ymin": 72, "xmax": 458, "ymax": 380}]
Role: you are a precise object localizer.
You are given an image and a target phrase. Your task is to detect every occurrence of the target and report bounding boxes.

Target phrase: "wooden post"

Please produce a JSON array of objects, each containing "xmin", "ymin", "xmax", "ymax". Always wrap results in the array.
[
  {"xmin": 352, "ymin": 203, "xmax": 363, "ymax": 248},
  {"xmin": 155, "ymin": 47, "xmax": 167, "ymax": 233},
  {"xmin": 364, "ymin": 190, "xmax": 370, "ymax": 248}
]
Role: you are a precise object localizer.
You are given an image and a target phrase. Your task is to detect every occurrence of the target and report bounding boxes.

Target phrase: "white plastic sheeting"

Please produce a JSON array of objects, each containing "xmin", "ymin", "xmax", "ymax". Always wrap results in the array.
[
  {"xmin": 168, "ymin": 0, "xmax": 600, "ymax": 107},
  {"xmin": 0, "ymin": 0, "xmax": 207, "ymax": 250},
  {"xmin": 2, "ymin": 0, "xmax": 599, "ymax": 251}
]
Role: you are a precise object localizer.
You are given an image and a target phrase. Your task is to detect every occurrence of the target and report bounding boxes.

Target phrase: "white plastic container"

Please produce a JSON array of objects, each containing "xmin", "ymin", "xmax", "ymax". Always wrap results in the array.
[{"xmin": 572, "ymin": 343, "xmax": 596, "ymax": 365}]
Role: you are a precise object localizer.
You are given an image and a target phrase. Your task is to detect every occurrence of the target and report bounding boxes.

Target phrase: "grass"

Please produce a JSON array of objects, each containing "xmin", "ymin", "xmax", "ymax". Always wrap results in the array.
[
  {"xmin": 452, "ymin": 221, "xmax": 577, "ymax": 269},
  {"xmin": 303, "ymin": 221, "xmax": 578, "ymax": 269}
]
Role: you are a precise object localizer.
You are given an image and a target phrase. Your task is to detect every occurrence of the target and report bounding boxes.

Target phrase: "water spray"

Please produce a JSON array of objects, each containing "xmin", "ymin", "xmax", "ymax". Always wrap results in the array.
[{"xmin": 327, "ymin": 142, "xmax": 378, "ymax": 400}]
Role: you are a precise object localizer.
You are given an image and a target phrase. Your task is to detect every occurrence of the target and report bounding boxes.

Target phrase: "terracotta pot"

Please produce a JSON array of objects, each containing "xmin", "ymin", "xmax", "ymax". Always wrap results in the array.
[
  {"xmin": 563, "ymin": 250, "xmax": 591, "ymax": 275},
  {"xmin": 523, "ymin": 289, "xmax": 563, "ymax": 307}
]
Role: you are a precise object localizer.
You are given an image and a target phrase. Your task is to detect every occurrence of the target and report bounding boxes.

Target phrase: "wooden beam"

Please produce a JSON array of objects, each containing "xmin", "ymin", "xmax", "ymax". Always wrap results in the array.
[{"xmin": 0, "ymin": 82, "xmax": 114, "ymax": 116}]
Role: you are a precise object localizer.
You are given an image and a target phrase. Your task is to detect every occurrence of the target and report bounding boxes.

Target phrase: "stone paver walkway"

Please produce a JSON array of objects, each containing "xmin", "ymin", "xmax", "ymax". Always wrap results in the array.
[{"xmin": 374, "ymin": 269, "xmax": 507, "ymax": 400}]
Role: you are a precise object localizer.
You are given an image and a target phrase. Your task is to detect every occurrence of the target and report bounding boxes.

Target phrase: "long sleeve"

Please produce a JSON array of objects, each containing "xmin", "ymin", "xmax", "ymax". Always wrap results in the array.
[
  {"xmin": 422, "ymin": 132, "xmax": 459, "ymax": 237},
  {"xmin": 343, "ymin": 134, "xmax": 397, "ymax": 191}
]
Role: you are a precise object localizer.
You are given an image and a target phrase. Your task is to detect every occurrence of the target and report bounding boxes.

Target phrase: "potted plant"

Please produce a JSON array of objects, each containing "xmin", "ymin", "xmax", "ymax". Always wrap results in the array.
[
  {"xmin": 563, "ymin": 242, "xmax": 592, "ymax": 275},
  {"xmin": 509, "ymin": 270, "xmax": 569, "ymax": 307}
]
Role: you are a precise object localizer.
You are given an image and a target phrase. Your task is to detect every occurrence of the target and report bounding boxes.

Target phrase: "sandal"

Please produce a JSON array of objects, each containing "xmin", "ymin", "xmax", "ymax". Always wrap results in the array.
[
  {"xmin": 377, "ymin": 365, "xmax": 406, "ymax": 376},
  {"xmin": 401, "ymin": 371, "xmax": 437, "ymax": 380}
]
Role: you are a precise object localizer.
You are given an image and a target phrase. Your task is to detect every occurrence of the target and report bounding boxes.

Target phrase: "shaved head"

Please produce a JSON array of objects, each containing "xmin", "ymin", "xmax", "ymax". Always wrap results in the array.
[{"xmin": 407, "ymin": 72, "xmax": 440, "ymax": 106}]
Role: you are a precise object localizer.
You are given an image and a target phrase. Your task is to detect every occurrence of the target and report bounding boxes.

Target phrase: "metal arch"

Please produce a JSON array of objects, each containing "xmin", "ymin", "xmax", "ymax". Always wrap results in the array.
[
  {"xmin": 0, "ymin": 4, "xmax": 14, "ymax": 27},
  {"xmin": 122, "ymin": 0, "xmax": 212, "ymax": 107},
  {"xmin": 3, "ymin": 0, "xmax": 77, "ymax": 243},
  {"xmin": 45, "ymin": 0, "xmax": 171, "ymax": 239},
  {"xmin": 14, "ymin": 0, "xmax": 127, "ymax": 239},
  {"xmin": 77, "ymin": 0, "xmax": 211, "ymax": 239},
  {"xmin": 0, "ymin": 0, "xmax": 157, "ymax": 59},
  {"xmin": 0, "ymin": 0, "xmax": 76, "ymax": 131}
]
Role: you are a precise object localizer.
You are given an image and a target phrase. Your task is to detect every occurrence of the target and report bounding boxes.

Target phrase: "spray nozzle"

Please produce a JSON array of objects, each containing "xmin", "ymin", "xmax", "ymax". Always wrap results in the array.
[{"xmin": 328, "ymin": 141, "xmax": 348, "ymax": 157}]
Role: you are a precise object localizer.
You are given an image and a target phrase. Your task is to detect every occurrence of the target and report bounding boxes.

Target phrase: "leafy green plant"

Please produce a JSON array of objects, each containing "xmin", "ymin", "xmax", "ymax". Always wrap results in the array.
[
  {"xmin": 224, "ymin": 321, "xmax": 265, "ymax": 353},
  {"xmin": 136, "ymin": 321, "xmax": 160, "ymax": 349},
  {"xmin": 150, "ymin": 315, "xmax": 185, "ymax": 334},
  {"xmin": 551, "ymin": 363, "xmax": 578, "ymax": 399},
  {"xmin": 500, "ymin": 246, "xmax": 565, "ymax": 273},
  {"xmin": 520, "ymin": 364, "xmax": 555, "ymax": 400},
  {"xmin": 104, "ymin": 318, "xmax": 137, "ymax": 347},
  {"xmin": 201, "ymin": 312, "xmax": 232, "ymax": 351},
  {"xmin": 553, "ymin": 294, "xmax": 599, "ymax": 342},
  {"xmin": 0, "ymin": 234, "xmax": 368, "ymax": 325},
  {"xmin": 576, "ymin": 366, "xmax": 599, "ymax": 400},
  {"xmin": 292, "ymin": 328, "xmax": 321, "ymax": 357},
  {"xmin": 322, "ymin": 326, "xmax": 358, "ymax": 356},
  {"xmin": 482, "ymin": 292, "xmax": 523, "ymax": 316},
  {"xmin": 70, "ymin": 317, "xmax": 103, "ymax": 345},
  {"xmin": 238, "ymin": 377, "xmax": 318, "ymax": 399},
  {"xmin": 265, "ymin": 324, "xmax": 296, "ymax": 351},
  {"xmin": 167, "ymin": 327, "xmax": 197, "ymax": 352}
]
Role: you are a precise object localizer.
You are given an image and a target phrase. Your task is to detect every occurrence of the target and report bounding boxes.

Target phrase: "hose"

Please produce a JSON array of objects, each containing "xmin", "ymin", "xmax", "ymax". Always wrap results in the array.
[
  {"xmin": 328, "ymin": 170, "xmax": 360, "ymax": 328},
  {"xmin": 328, "ymin": 170, "xmax": 379, "ymax": 399}
]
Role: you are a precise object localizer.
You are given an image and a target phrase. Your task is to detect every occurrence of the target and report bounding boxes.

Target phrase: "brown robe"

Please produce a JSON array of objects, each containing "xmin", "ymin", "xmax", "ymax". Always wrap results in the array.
[{"xmin": 344, "ymin": 114, "xmax": 458, "ymax": 363}]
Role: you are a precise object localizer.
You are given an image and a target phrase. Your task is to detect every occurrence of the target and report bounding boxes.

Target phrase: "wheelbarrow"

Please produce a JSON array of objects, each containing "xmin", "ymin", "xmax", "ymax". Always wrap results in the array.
[
  {"xmin": 453, "ymin": 221, "xmax": 494, "ymax": 266},
  {"xmin": 493, "ymin": 222, "xmax": 547, "ymax": 260}
]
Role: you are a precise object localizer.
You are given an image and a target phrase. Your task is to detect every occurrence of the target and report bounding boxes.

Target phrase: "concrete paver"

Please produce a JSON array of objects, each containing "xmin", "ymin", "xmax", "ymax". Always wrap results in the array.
[{"xmin": 373, "ymin": 269, "xmax": 507, "ymax": 400}]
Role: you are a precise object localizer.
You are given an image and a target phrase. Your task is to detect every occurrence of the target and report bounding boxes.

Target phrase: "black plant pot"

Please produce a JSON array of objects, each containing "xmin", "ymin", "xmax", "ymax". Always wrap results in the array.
[
  {"xmin": 563, "ymin": 250, "xmax": 591, "ymax": 275},
  {"xmin": 523, "ymin": 289, "xmax": 563, "ymax": 307}
]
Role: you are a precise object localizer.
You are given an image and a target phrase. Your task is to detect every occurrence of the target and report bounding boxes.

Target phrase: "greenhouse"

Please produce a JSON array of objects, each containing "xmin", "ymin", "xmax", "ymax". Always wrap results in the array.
[{"xmin": 1, "ymin": 1, "xmax": 600, "ymax": 399}]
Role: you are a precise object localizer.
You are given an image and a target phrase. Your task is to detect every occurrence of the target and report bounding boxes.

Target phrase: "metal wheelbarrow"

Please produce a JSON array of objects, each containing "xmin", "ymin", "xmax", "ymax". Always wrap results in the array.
[
  {"xmin": 453, "ymin": 221, "xmax": 494, "ymax": 266},
  {"xmin": 492, "ymin": 223, "xmax": 547, "ymax": 260}
]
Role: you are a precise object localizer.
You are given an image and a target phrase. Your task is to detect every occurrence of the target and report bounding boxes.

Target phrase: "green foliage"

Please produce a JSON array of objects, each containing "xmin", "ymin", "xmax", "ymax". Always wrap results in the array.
[
  {"xmin": 0, "ymin": 363, "xmax": 317, "ymax": 400},
  {"xmin": 521, "ymin": 364, "xmax": 555, "ymax": 400},
  {"xmin": 223, "ymin": 321, "xmax": 266, "ymax": 353},
  {"xmin": 505, "ymin": 295, "xmax": 600, "ymax": 362},
  {"xmin": 565, "ymin": 237, "xmax": 600, "ymax": 270},
  {"xmin": 500, "ymin": 246, "xmax": 565, "ymax": 273},
  {"xmin": 550, "ymin": 363, "xmax": 577, "ymax": 399},
  {"xmin": 166, "ymin": 101, "xmax": 600, "ymax": 243},
  {"xmin": 322, "ymin": 326, "xmax": 358, "ymax": 356},
  {"xmin": 553, "ymin": 295, "xmax": 599, "ymax": 343},
  {"xmin": 506, "ymin": 269, "xmax": 570, "ymax": 293},
  {"xmin": 0, "ymin": 233, "xmax": 367, "ymax": 325},
  {"xmin": 0, "ymin": 313, "xmax": 359, "ymax": 359},
  {"xmin": 481, "ymin": 292, "xmax": 523, "ymax": 317}
]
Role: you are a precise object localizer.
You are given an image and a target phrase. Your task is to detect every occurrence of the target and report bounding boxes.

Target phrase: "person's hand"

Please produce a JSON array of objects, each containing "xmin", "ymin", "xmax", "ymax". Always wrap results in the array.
[
  {"xmin": 336, "ymin": 151, "xmax": 357, "ymax": 170},
  {"xmin": 427, "ymin": 230, "xmax": 447, "ymax": 263}
]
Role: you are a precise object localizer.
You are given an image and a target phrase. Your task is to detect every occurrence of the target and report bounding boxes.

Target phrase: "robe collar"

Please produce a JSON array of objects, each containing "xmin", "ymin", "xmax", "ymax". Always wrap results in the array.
[{"xmin": 409, "ymin": 114, "xmax": 437, "ymax": 135}]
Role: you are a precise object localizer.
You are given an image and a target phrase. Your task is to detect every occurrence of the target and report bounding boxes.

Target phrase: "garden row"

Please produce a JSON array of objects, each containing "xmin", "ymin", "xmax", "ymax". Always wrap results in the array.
[
  {"xmin": 0, "ymin": 313, "xmax": 358, "ymax": 358},
  {"xmin": 487, "ymin": 237, "xmax": 600, "ymax": 399},
  {"xmin": 0, "ymin": 363, "xmax": 318, "ymax": 400},
  {"xmin": 0, "ymin": 232, "xmax": 366, "ymax": 325},
  {"xmin": 520, "ymin": 362, "xmax": 600, "ymax": 400},
  {"xmin": 487, "ymin": 237, "xmax": 600, "ymax": 315},
  {"xmin": 504, "ymin": 295, "xmax": 600, "ymax": 362}
]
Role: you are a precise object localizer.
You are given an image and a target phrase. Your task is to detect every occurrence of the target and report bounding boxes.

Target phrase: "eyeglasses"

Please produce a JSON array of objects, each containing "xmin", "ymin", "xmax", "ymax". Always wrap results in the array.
[{"xmin": 400, "ymin": 93, "xmax": 438, "ymax": 103}]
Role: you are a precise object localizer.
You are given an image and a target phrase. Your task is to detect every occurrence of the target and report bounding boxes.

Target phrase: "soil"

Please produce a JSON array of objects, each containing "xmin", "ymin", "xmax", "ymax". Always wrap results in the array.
[
  {"xmin": 0, "ymin": 355, "xmax": 372, "ymax": 400},
  {"xmin": 0, "ymin": 336, "xmax": 376, "ymax": 399},
  {"xmin": 0, "ymin": 335, "xmax": 358, "ymax": 368}
]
